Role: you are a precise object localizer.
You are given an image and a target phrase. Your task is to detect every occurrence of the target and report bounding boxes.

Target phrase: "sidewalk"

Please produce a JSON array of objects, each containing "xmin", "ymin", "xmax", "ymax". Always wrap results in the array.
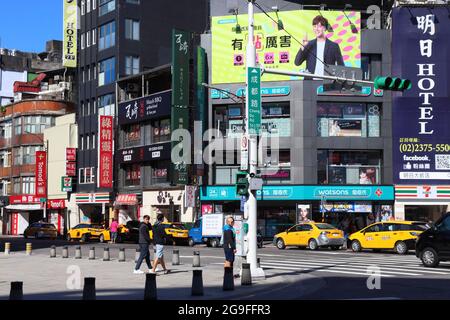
[{"xmin": 0, "ymin": 251, "xmax": 320, "ymax": 300}]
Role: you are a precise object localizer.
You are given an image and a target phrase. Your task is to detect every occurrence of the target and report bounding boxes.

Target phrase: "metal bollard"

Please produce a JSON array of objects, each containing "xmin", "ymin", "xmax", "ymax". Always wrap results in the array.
[
  {"xmin": 103, "ymin": 247, "xmax": 110, "ymax": 261},
  {"xmin": 50, "ymin": 245, "xmax": 56, "ymax": 258},
  {"xmin": 172, "ymin": 249, "xmax": 180, "ymax": 265},
  {"xmin": 135, "ymin": 248, "xmax": 140, "ymax": 263},
  {"xmin": 62, "ymin": 246, "xmax": 69, "ymax": 258},
  {"xmin": 82, "ymin": 277, "xmax": 96, "ymax": 300},
  {"xmin": 191, "ymin": 270, "xmax": 204, "ymax": 296},
  {"xmin": 75, "ymin": 246, "xmax": 82, "ymax": 259},
  {"xmin": 9, "ymin": 282, "xmax": 23, "ymax": 300},
  {"xmin": 223, "ymin": 267, "xmax": 234, "ymax": 291},
  {"xmin": 241, "ymin": 263, "xmax": 252, "ymax": 286},
  {"xmin": 144, "ymin": 273, "xmax": 157, "ymax": 300},
  {"xmin": 4, "ymin": 242, "xmax": 11, "ymax": 255},
  {"xmin": 193, "ymin": 251, "xmax": 201, "ymax": 267},
  {"xmin": 89, "ymin": 247, "xmax": 95, "ymax": 260},
  {"xmin": 118, "ymin": 248, "xmax": 126, "ymax": 262},
  {"xmin": 26, "ymin": 243, "xmax": 32, "ymax": 256}
]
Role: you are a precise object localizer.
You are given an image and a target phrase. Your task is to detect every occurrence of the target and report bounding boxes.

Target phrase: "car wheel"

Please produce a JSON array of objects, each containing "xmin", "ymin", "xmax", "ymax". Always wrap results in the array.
[
  {"xmin": 99, "ymin": 234, "xmax": 105, "ymax": 243},
  {"xmin": 67, "ymin": 234, "xmax": 72, "ymax": 242},
  {"xmin": 331, "ymin": 246, "xmax": 340, "ymax": 251},
  {"xmin": 188, "ymin": 238, "xmax": 195, "ymax": 247},
  {"xmin": 276, "ymin": 238, "xmax": 286, "ymax": 250},
  {"xmin": 351, "ymin": 240, "xmax": 362, "ymax": 252},
  {"xmin": 211, "ymin": 239, "xmax": 219, "ymax": 248},
  {"xmin": 81, "ymin": 234, "xmax": 90, "ymax": 243},
  {"xmin": 395, "ymin": 241, "xmax": 408, "ymax": 255},
  {"xmin": 421, "ymin": 247, "xmax": 439, "ymax": 268},
  {"xmin": 308, "ymin": 239, "xmax": 319, "ymax": 250}
]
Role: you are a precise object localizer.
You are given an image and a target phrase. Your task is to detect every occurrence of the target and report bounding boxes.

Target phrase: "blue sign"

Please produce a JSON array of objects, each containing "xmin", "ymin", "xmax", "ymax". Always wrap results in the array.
[
  {"xmin": 240, "ymin": 196, "xmax": 247, "ymax": 212},
  {"xmin": 211, "ymin": 88, "xmax": 230, "ymax": 99},
  {"xmin": 200, "ymin": 185, "xmax": 394, "ymax": 201},
  {"xmin": 236, "ymin": 86, "xmax": 291, "ymax": 97},
  {"xmin": 392, "ymin": 8, "xmax": 450, "ymax": 184},
  {"xmin": 317, "ymin": 86, "xmax": 372, "ymax": 96}
]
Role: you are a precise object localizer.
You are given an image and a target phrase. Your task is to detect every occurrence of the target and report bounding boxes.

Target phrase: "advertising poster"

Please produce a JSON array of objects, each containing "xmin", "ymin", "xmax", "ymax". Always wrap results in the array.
[
  {"xmin": 212, "ymin": 10, "xmax": 361, "ymax": 84},
  {"xmin": 392, "ymin": 7, "xmax": 450, "ymax": 184},
  {"xmin": 296, "ymin": 204, "xmax": 311, "ymax": 223},
  {"xmin": 359, "ymin": 167, "xmax": 377, "ymax": 184},
  {"xmin": 202, "ymin": 213, "xmax": 223, "ymax": 236},
  {"xmin": 329, "ymin": 120, "xmax": 362, "ymax": 137},
  {"xmin": 201, "ymin": 204, "xmax": 213, "ymax": 215}
]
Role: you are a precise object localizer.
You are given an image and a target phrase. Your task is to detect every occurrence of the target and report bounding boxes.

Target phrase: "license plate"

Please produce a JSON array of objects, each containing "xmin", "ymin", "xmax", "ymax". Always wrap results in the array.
[
  {"xmin": 177, "ymin": 233, "xmax": 185, "ymax": 237},
  {"xmin": 333, "ymin": 233, "xmax": 339, "ymax": 237}
]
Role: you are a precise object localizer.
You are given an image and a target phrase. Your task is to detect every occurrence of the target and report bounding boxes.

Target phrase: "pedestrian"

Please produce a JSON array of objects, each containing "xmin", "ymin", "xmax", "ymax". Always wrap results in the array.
[
  {"xmin": 110, "ymin": 218, "xmax": 119, "ymax": 243},
  {"xmin": 149, "ymin": 214, "xmax": 170, "ymax": 274},
  {"xmin": 134, "ymin": 215, "xmax": 153, "ymax": 274},
  {"xmin": 223, "ymin": 216, "xmax": 236, "ymax": 269}
]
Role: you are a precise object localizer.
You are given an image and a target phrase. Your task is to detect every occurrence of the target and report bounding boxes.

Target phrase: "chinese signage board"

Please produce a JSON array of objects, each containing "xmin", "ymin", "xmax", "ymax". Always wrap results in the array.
[
  {"xmin": 118, "ymin": 90, "xmax": 172, "ymax": 125},
  {"xmin": 66, "ymin": 161, "xmax": 76, "ymax": 177},
  {"xmin": 247, "ymin": 67, "xmax": 261, "ymax": 135},
  {"xmin": 115, "ymin": 194, "xmax": 138, "ymax": 205},
  {"xmin": 47, "ymin": 199, "xmax": 66, "ymax": 209},
  {"xmin": 392, "ymin": 7, "xmax": 450, "ymax": 184},
  {"xmin": 228, "ymin": 118, "xmax": 291, "ymax": 138},
  {"xmin": 35, "ymin": 151, "xmax": 47, "ymax": 198},
  {"xmin": 9, "ymin": 195, "xmax": 41, "ymax": 204},
  {"xmin": 98, "ymin": 116, "xmax": 114, "ymax": 189},
  {"xmin": 117, "ymin": 142, "xmax": 171, "ymax": 164},
  {"xmin": 61, "ymin": 176, "xmax": 72, "ymax": 192},
  {"xmin": 211, "ymin": 10, "xmax": 361, "ymax": 84},
  {"xmin": 66, "ymin": 148, "xmax": 77, "ymax": 161},
  {"xmin": 63, "ymin": 0, "xmax": 77, "ymax": 68},
  {"xmin": 201, "ymin": 213, "xmax": 224, "ymax": 237},
  {"xmin": 184, "ymin": 185, "xmax": 197, "ymax": 208}
]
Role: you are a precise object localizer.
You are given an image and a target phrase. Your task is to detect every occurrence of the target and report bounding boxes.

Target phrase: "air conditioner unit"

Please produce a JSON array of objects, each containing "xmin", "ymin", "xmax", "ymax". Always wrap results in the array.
[{"xmin": 127, "ymin": 83, "xmax": 140, "ymax": 92}]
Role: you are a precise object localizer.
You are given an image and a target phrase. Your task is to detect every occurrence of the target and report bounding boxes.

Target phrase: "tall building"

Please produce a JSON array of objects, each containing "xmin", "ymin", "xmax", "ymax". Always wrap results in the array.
[{"xmin": 75, "ymin": 0, "xmax": 209, "ymax": 226}]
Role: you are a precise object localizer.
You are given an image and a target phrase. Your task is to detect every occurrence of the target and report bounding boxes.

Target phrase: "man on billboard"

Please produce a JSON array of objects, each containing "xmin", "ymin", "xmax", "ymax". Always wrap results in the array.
[{"xmin": 294, "ymin": 16, "xmax": 344, "ymax": 76}]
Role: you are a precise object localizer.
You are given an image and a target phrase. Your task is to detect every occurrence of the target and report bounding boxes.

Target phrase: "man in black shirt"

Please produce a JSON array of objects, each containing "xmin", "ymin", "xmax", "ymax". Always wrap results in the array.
[
  {"xmin": 134, "ymin": 215, "xmax": 153, "ymax": 274},
  {"xmin": 223, "ymin": 216, "xmax": 236, "ymax": 268},
  {"xmin": 150, "ymin": 214, "xmax": 170, "ymax": 274}
]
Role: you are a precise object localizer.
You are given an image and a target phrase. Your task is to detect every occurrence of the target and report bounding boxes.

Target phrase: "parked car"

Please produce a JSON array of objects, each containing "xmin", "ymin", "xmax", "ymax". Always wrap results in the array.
[
  {"xmin": 416, "ymin": 212, "xmax": 450, "ymax": 267},
  {"xmin": 23, "ymin": 222, "xmax": 58, "ymax": 240},
  {"xmin": 151, "ymin": 222, "xmax": 189, "ymax": 245},
  {"xmin": 67, "ymin": 224, "xmax": 106, "ymax": 242},
  {"xmin": 273, "ymin": 222, "xmax": 345, "ymax": 250},
  {"xmin": 113, "ymin": 220, "xmax": 140, "ymax": 243},
  {"xmin": 349, "ymin": 221, "xmax": 428, "ymax": 254}
]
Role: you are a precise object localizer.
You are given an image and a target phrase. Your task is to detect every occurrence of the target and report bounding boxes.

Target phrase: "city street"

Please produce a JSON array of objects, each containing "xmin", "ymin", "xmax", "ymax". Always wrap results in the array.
[{"xmin": 1, "ymin": 236, "xmax": 450, "ymax": 300}]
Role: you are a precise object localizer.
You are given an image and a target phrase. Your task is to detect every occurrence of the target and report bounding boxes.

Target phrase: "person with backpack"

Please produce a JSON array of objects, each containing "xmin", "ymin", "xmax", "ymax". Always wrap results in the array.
[
  {"xmin": 223, "ymin": 216, "xmax": 236, "ymax": 268},
  {"xmin": 149, "ymin": 214, "xmax": 170, "ymax": 274},
  {"xmin": 134, "ymin": 215, "xmax": 153, "ymax": 274}
]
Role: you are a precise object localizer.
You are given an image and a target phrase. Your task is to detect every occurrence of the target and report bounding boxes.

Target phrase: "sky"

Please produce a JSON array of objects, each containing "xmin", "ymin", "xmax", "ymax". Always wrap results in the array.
[{"xmin": 0, "ymin": 0, "xmax": 63, "ymax": 53}]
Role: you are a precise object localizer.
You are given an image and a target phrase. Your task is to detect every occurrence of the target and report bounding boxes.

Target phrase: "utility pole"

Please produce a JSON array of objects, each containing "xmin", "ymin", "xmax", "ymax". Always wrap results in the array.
[{"xmin": 245, "ymin": 0, "xmax": 265, "ymax": 280}]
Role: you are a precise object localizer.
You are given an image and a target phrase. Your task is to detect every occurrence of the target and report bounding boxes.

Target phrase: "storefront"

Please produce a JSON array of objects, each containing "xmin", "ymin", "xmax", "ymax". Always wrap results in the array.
[
  {"xmin": 142, "ymin": 188, "xmax": 195, "ymax": 223},
  {"xmin": 5, "ymin": 195, "xmax": 44, "ymax": 235},
  {"xmin": 200, "ymin": 185, "xmax": 395, "ymax": 238},
  {"xmin": 395, "ymin": 185, "xmax": 450, "ymax": 223},
  {"xmin": 74, "ymin": 193, "xmax": 112, "ymax": 227},
  {"xmin": 47, "ymin": 199, "xmax": 67, "ymax": 235},
  {"xmin": 114, "ymin": 193, "xmax": 140, "ymax": 224}
]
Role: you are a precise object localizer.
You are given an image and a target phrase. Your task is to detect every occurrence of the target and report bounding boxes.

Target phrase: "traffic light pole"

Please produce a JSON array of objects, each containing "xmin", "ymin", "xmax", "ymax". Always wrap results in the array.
[{"xmin": 245, "ymin": 0, "xmax": 265, "ymax": 280}]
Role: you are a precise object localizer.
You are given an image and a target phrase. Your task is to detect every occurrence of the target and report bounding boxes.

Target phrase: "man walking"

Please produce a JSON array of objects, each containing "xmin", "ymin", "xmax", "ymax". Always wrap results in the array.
[
  {"xmin": 223, "ymin": 216, "xmax": 236, "ymax": 269},
  {"xmin": 149, "ymin": 214, "xmax": 170, "ymax": 274},
  {"xmin": 134, "ymin": 215, "xmax": 153, "ymax": 274}
]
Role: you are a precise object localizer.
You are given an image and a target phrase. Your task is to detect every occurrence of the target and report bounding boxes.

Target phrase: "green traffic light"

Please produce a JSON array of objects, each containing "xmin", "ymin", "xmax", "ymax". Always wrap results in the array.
[
  {"xmin": 374, "ymin": 76, "xmax": 392, "ymax": 90},
  {"xmin": 389, "ymin": 77, "xmax": 402, "ymax": 90},
  {"xmin": 235, "ymin": 171, "xmax": 249, "ymax": 196},
  {"xmin": 398, "ymin": 79, "xmax": 412, "ymax": 91},
  {"xmin": 374, "ymin": 76, "xmax": 411, "ymax": 91}
]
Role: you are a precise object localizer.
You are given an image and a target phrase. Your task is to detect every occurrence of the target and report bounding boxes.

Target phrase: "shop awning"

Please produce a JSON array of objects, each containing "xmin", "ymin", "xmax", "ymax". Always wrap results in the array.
[
  {"xmin": 115, "ymin": 194, "xmax": 138, "ymax": 206},
  {"xmin": 5, "ymin": 204, "xmax": 43, "ymax": 211}
]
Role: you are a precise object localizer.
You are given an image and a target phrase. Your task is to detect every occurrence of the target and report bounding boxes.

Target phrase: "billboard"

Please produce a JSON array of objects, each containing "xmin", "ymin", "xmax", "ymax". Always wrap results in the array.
[
  {"xmin": 63, "ymin": 0, "xmax": 77, "ymax": 68},
  {"xmin": 35, "ymin": 151, "xmax": 47, "ymax": 198},
  {"xmin": 98, "ymin": 116, "xmax": 114, "ymax": 189},
  {"xmin": 212, "ymin": 10, "xmax": 361, "ymax": 84},
  {"xmin": 392, "ymin": 7, "xmax": 450, "ymax": 184}
]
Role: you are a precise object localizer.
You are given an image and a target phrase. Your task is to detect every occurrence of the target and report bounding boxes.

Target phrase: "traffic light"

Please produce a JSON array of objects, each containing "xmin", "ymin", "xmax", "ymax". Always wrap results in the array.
[
  {"xmin": 243, "ymin": 222, "xmax": 249, "ymax": 234},
  {"xmin": 374, "ymin": 76, "xmax": 412, "ymax": 91},
  {"xmin": 235, "ymin": 171, "xmax": 249, "ymax": 196}
]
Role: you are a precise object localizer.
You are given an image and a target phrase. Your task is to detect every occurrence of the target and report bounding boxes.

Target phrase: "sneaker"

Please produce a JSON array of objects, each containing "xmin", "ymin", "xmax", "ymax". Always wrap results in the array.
[
  {"xmin": 163, "ymin": 269, "xmax": 171, "ymax": 274},
  {"xmin": 133, "ymin": 269, "xmax": 144, "ymax": 274},
  {"xmin": 147, "ymin": 270, "xmax": 156, "ymax": 274}
]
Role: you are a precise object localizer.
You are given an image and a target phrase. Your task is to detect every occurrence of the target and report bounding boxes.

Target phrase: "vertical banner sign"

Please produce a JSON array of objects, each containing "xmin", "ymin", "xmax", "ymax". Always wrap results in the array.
[
  {"xmin": 247, "ymin": 67, "xmax": 261, "ymax": 135},
  {"xmin": 240, "ymin": 134, "xmax": 249, "ymax": 171},
  {"xmin": 195, "ymin": 46, "xmax": 208, "ymax": 178},
  {"xmin": 171, "ymin": 29, "xmax": 191, "ymax": 185},
  {"xmin": 63, "ymin": 0, "xmax": 77, "ymax": 68},
  {"xmin": 98, "ymin": 116, "xmax": 114, "ymax": 189},
  {"xmin": 392, "ymin": 8, "xmax": 450, "ymax": 184},
  {"xmin": 35, "ymin": 151, "xmax": 47, "ymax": 198}
]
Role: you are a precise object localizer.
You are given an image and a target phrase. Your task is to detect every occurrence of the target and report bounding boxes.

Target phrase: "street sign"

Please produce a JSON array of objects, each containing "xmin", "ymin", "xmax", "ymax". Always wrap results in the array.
[
  {"xmin": 249, "ymin": 177, "xmax": 263, "ymax": 191},
  {"xmin": 240, "ymin": 195, "xmax": 247, "ymax": 212},
  {"xmin": 240, "ymin": 134, "xmax": 249, "ymax": 171},
  {"xmin": 247, "ymin": 67, "xmax": 261, "ymax": 136},
  {"xmin": 61, "ymin": 176, "xmax": 73, "ymax": 192}
]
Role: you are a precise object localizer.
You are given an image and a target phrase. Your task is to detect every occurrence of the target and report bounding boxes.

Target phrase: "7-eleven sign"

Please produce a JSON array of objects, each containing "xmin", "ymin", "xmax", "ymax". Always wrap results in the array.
[{"xmin": 61, "ymin": 177, "xmax": 73, "ymax": 192}]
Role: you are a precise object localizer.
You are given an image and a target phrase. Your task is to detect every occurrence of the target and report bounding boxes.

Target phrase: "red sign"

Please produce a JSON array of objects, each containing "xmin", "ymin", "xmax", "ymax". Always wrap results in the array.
[
  {"xmin": 35, "ymin": 151, "xmax": 47, "ymax": 198},
  {"xmin": 47, "ymin": 199, "xmax": 66, "ymax": 209},
  {"xmin": 66, "ymin": 161, "xmax": 76, "ymax": 176},
  {"xmin": 9, "ymin": 195, "xmax": 41, "ymax": 204},
  {"xmin": 115, "ymin": 194, "xmax": 137, "ymax": 205},
  {"xmin": 66, "ymin": 148, "xmax": 77, "ymax": 161},
  {"xmin": 98, "ymin": 116, "xmax": 114, "ymax": 189}
]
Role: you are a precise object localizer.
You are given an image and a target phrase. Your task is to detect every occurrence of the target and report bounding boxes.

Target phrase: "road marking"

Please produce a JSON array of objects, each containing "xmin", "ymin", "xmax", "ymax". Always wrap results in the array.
[{"xmin": 260, "ymin": 265, "xmax": 394, "ymax": 278}]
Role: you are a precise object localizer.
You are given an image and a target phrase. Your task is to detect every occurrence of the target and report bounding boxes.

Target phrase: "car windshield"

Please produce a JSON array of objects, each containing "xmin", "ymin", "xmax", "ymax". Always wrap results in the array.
[
  {"xmin": 315, "ymin": 223, "xmax": 337, "ymax": 230},
  {"xmin": 127, "ymin": 221, "xmax": 140, "ymax": 228},
  {"xmin": 411, "ymin": 222, "xmax": 429, "ymax": 231},
  {"xmin": 91, "ymin": 225, "xmax": 103, "ymax": 229},
  {"xmin": 42, "ymin": 224, "xmax": 56, "ymax": 229},
  {"xmin": 168, "ymin": 224, "xmax": 186, "ymax": 230}
]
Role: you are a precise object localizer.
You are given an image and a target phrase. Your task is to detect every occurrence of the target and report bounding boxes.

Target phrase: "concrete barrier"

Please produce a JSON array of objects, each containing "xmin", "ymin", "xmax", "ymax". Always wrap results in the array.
[
  {"xmin": 9, "ymin": 282, "xmax": 23, "ymax": 300},
  {"xmin": 119, "ymin": 248, "xmax": 126, "ymax": 262},
  {"xmin": 89, "ymin": 247, "xmax": 95, "ymax": 260},
  {"xmin": 103, "ymin": 247, "xmax": 110, "ymax": 261},
  {"xmin": 144, "ymin": 273, "xmax": 157, "ymax": 300},
  {"xmin": 191, "ymin": 270, "xmax": 204, "ymax": 296},
  {"xmin": 26, "ymin": 243, "xmax": 32, "ymax": 256},
  {"xmin": 241, "ymin": 263, "xmax": 252, "ymax": 286},
  {"xmin": 82, "ymin": 277, "xmax": 96, "ymax": 300},
  {"xmin": 223, "ymin": 267, "xmax": 234, "ymax": 291},
  {"xmin": 172, "ymin": 249, "xmax": 180, "ymax": 265},
  {"xmin": 193, "ymin": 251, "xmax": 201, "ymax": 267},
  {"xmin": 62, "ymin": 246, "xmax": 69, "ymax": 258},
  {"xmin": 75, "ymin": 246, "xmax": 82, "ymax": 259},
  {"xmin": 50, "ymin": 245, "xmax": 56, "ymax": 258},
  {"xmin": 4, "ymin": 242, "xmax": 11, "ymax": 255}
]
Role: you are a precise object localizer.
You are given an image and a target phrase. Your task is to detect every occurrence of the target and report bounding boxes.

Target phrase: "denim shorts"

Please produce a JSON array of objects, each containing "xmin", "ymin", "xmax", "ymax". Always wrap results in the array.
[
  {"xmin": 155, "ymin": 244, "xmax": 164, "ymax": 258},
  {"xmin": 224, "ymin": 248, "xmax": 235, "ymax": 263}
]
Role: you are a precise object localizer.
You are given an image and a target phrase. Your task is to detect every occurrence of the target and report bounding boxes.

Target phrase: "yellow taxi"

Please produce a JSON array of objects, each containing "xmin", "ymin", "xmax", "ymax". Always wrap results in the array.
[
  {"xmin": 274, "ymin": 222, "xmax": 345, "ymax": 250},
  {"xmin": 67, "ymin": 224, "xmax": 107, "ymax": 242},
  {"xmin": 150, "ymin": 222, "xmax": 189, "ymax": 245},
  {"xmin": 348, "ymin": 221, "xmax": 429, "ymax": 254}
]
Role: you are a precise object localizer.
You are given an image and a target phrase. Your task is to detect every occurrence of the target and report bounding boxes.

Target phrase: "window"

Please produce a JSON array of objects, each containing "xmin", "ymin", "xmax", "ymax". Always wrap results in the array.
[
  {"xmin": 86, "ymin": 135, "xmax": 90, "ymax": 150},
  {"xmin": 261, "ymin": 150, "xmax": 291, "ymax": 184},
  {"xmin": 79, "ymin": 168, "xmax": 85, "ymax": 184},
  {"xmin": 81, "ymin": 0, "xmax": 86, "ymax": 15},
  {"xmin": 22, "ymin": 177, "xmax": 35, "ymax": 195},
  {"xmin": 152, "ymin": 161, "xmax": 169, "ymax": 184},
  {"xmin": 81, "ymin": 136, "xmax": 84, "ymax": 150},
  {"xmin": 87, "ymin": 66, "xmax": 90, "ymax": 82},
  {"xmin": 93, "ymin": 64, "xmax": 97, "ymax": 79},
  {"xmin": 124, "ymin": 124, "xmax": 141, "ymax": 147},
  {"xmin": 23, "ymin": 146, "xmax": 43, "ymax": 164},
  {"xmin": 317, "ymin": 103, "xmax": 381, "ymax": 138},
  {"xmin": 13, "ymin": 148, "xmax": 22, "ymax": 165},
  {"xmin": 125, "ymin": 56, "xmax": 140, "ymax": 75},
  {"xmin": 80, "ymin": 167, "xmax": 95, "ymax": 184},
  {"xmin": 364, "ymin": 224, "xmax": 382, "ymax": 233},
  {"xmin": 14, "ymin": 117, "xmax": 22, "ymax": 135},
  {"xmin": 92, "ymin": 134, "xmax": 96, "ymax": 149},
  {"xmin": 24, "ymin": 116, "xmax": 54, "ymax": 134},
  {"xmin": 92, "ymin": 99, "xmax": 97, "ymax": 114},
  {"xmin": 125, "ymin": 164, "xmax": 141, "ymax": 186},
  {"xmin": 87, "ymin": 0, "xmax": 91, "ymax": 13},
  {"xmin": 361, "ymin": 54, "xmax": 382, "ymax": 81},
  {"xmin": 99, "ymin": 0, "xmax": 115, "ymax": 16},
  {"xmin": 99, "ymin": 21, "xmax": 115, "ymax": 51},
  {"xmin": 125, "ymin": 19, "xmax": 140, "ymax": 40},
  {"xmin": 152, "ymin": 118, "xmax": 171, "ymax": 143},
  {"xmin": 81, "ymin": 33, "xmax": 85, "ymax": 50},
  {"xmin": 0, "ymin": 121, "xmax": 12, "ymax": 139},
  {"xmin": 126, "ymin": 0, "xmax": 140, "ymax": 3},
  {"xmin": 98, "ymin": 57, "xmax": 115, "ymax": 86},
  {"xmin": 318, "ymin": 150, "xmax": 382, "ymax": 185},
  {"xmin": 81, "ymin": 67, "xmax": 85, "ymax": 82},
  {"xmin": 86, "ymin": 31, "xmax": 91, "ymax": 47},
  {"xmin": 98, "ymin": 94, "xmax": 115, "ymax": 116},
  {"xmin": 93, "ymin": 0, "xmax": 96, "ymax": 10},
  {"xmin": 13, "ymin": 178, "xmax": 20, "ymax": 194},
  {"xmin": 92, "ymin": 29, "xmax": 96, "ymax": 45}
]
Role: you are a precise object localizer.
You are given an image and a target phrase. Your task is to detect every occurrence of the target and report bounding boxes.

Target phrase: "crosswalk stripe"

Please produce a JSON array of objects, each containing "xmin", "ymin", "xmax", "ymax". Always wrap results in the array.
[
  {"xmin": 260, "ymin": 261, "xmax": 422, "ymax": 276},
  {"xmin": 260, "ymin": 265, "xmax": 395, "ymax": 278}
]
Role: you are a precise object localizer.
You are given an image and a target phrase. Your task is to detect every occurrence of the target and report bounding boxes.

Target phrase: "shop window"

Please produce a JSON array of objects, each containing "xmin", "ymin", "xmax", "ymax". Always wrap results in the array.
[
  {"xmin": 152, "ymin": 161, "xmax": 169, "ymax": 184},
  {"xmin": 124, "ymin": 123, "xmax": 141, "ymax": 147},
  {"xmin": 125, "ymin": 164, "xmax": 141, "ymax": 186},
  {"xmin": 318, "ymin": 150, "xmax": 382, "ymax": 185},
  {"xmin": 317, "ymin": 103, "xmax": 381, "ymax": 138},
  {"xmin": 152, "ymin": 119, "xmax": 171, "ymax": 143},
  {"xmin": 22, "ymin": 177, "xmax": 35, "ymax": 195},
  {"xmin": 261, "ymin": 149, "xmax": 291, "ymax": 185}
]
